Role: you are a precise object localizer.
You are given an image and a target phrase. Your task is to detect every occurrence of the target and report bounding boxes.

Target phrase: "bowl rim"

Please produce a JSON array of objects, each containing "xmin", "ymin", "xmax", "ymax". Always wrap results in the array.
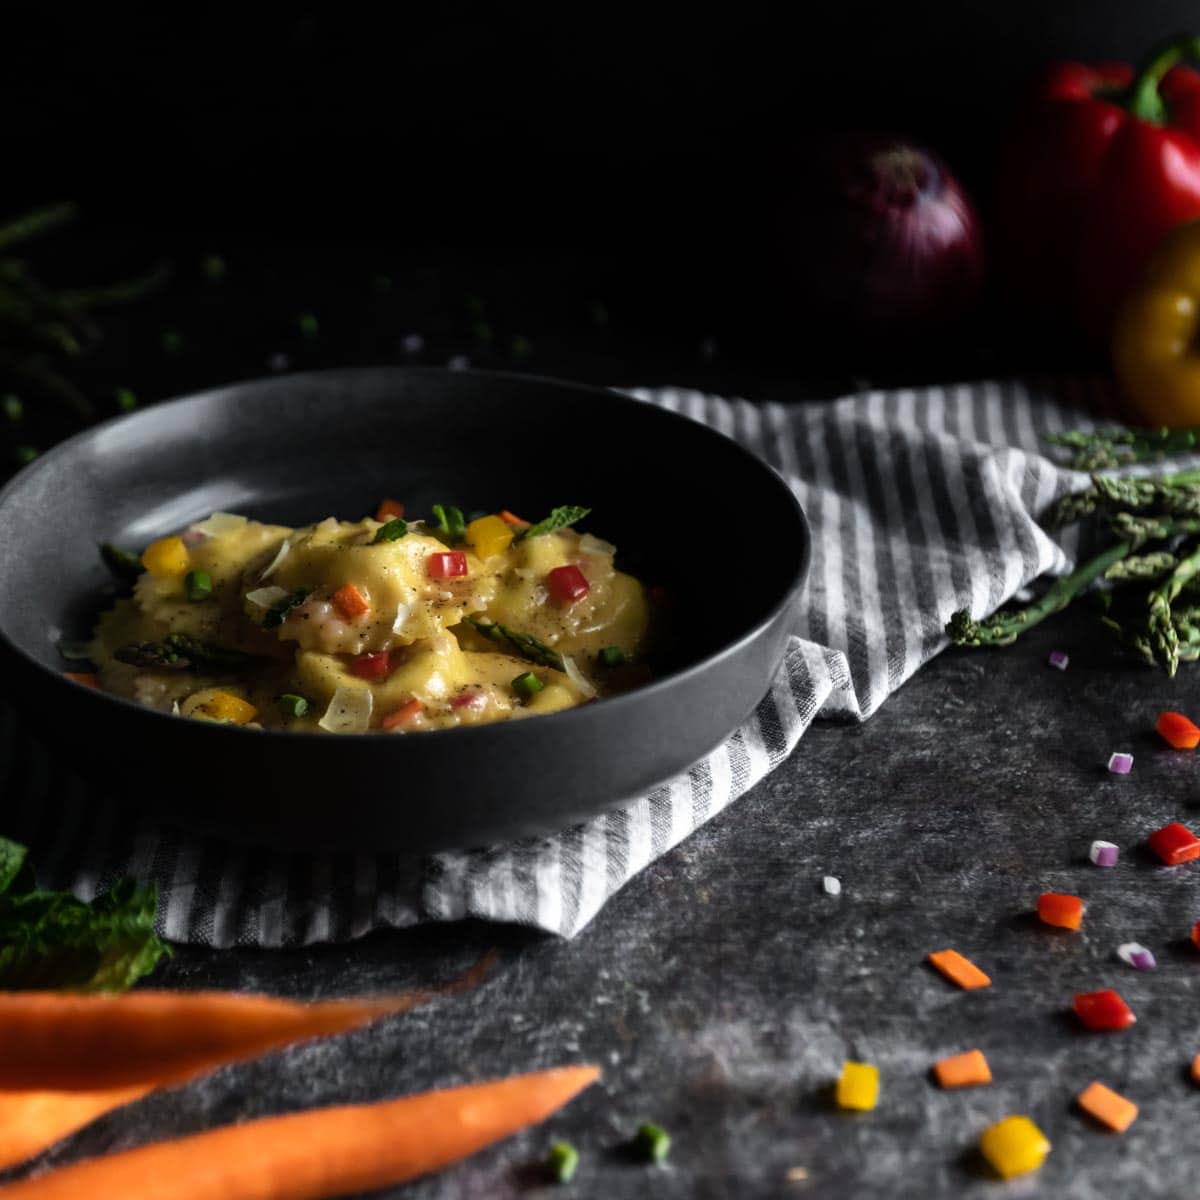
[{"xmin": 0, "ymin": 365, "xmax": 810, "ymax": 744}]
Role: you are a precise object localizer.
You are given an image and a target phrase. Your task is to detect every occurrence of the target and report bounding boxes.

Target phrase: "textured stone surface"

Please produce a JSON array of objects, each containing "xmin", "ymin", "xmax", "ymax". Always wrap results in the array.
[{"xmin": 9, "ymin": 621, "xmax": 1199, "ymax": 1196}]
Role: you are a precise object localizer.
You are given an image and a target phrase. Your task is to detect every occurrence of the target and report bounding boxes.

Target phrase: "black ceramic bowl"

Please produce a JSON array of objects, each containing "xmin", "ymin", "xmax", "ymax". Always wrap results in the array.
[{"xmin": 0, "ymin": 368, "xmax": 808, "ymax": 852}]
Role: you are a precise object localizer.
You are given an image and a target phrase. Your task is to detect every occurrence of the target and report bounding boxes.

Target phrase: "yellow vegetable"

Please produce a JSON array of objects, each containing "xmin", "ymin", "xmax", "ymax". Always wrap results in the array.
[
  {"xmin": 141, "ymin": 537, "xmax": 191, "ymax": 578},
  {"xmin": 979, "ymin": 1115, "xmax": 1050, "ymax": 1180},
  {"xmin": 465, "ymin": 514, "xmax": 514, "ymax": 560},
  {"xmin": 184, "ymin": 690, "xmax": 258, "ymax": 725},
  {"xmin": 1113, "ymin": 219, "xmax": 1200, "ymax": 426},
  {"xmin": 835, "ymin": 1061, "xmax": 878, "ymax": 1111}
]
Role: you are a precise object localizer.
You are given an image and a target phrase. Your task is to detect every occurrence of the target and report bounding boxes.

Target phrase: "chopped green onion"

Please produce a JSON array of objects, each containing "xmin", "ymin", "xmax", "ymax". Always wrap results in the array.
[
  {"xmin": 431, "ymin": 504, "xmax": 466, "ymax": 544},
  {"xmin": 277, "ymin": 693, "xmax": 309, "ymax": 718},
  {"xmin": 202, "ymin": 253, "xmax": 227, "ymax": 281},
  {"xmin": 2, "ymin": 394, "xmax": 22, "ymax": 422},
  {"xmin": 15, "ymin": 446, "xmax": 37, "ymax": 465},
  {"xmin": 373, "ymin": 518, "xmax": 408, "ymax": 543},
  {"xmin": 263, "ymin": 588, "xmax": 311, "ymax": 629},
  {"xmin": 634, "ymin": 1123, "xmax": 670, "ymax": 1164},
  {"xmin": 546, "ymin": 1141, "xmax": 579, "ymax": 1183},
  {"xmin": 298, "ymin": 312, "xmax": 319, "ymax": 338},
  {"xmin": 510, "ymin": 334, "xmax": 532, "ymax": 360},
  {"xmin": 115, "ymin": 387, "xmax": 138, "ymax": 412},
  {"xmin": 512, "ymin": 671, "xmax": 544, "ymax": 700},
  {"xmin": 184, "ymin": 570, "xmax": 213, "ymax": 602},
  {"xmin": 599, "ymin": 646, "xmax": 627, "ymax": 668},
  {"xmin": 161, "ymin": 330, "xmax": 183, "ymax": 354}
]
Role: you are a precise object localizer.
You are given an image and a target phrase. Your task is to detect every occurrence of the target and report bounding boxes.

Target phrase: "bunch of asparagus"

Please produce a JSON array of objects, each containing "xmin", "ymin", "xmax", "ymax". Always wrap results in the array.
[{"xmin": 947, "ymin": 428, "xmax": 1200, "ymax": 675}]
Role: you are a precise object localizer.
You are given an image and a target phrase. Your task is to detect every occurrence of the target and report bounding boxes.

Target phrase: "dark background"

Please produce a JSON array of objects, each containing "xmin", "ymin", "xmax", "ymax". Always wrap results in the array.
[{"xmin": 3, "ymin": 1, "xmax": 1198, "ymax": 463}]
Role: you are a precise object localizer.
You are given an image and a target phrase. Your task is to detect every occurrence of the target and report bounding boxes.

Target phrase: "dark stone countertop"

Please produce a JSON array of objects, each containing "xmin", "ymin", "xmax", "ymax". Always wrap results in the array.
[{"xmin": 16, "ymin": 615, "xmax": 1200, "ymax": 1199}]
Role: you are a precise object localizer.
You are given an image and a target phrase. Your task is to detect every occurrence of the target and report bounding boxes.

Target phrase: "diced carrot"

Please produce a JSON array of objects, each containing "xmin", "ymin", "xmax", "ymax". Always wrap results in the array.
[
  {"xmin": 382, "ymin": 699, "xmax": 423, "ymax": 731},
  {"xmin": 331, "ymin": 583, "xmax": 370, "ymax": 620},
  {"xmin": 63, "ymin": 672, "xmax": 100, "ymax": 690},
  {"xmin": 0, "ymin": 990, "xmax": 439, "ymax": 1092},
  {"xmin": 1037, "ymin": 892, "xmax": 1084, "ymax": 931},
  {"xmin": 1076, "ymin": 1080, "xmax": 1138, "ymax": 1132},
  {"xmin": 0, "ymin": 1087, "xmax": 152, "ymax": 1172},
  {"xmin": 0, "ymin": 1066, "xmax": 600, "ymax": 1200},
  {"xmin": 375, "ymin": 498, "xmax": 405, "ymax": 522},
  {"xmin": 1192, "ymin": 1053, "xmax": 1200, "ymax": 1085},
  {"xmin": 933, "ymin": 1049, "xmax": 992, "ymax": 1089},
  {"xmin": 927, "ymin": 949, "xmax": 991, "ymax": 990},
  {"xmin": 499, "ymin": 509, "xmax": 531, "ymax": 530}
]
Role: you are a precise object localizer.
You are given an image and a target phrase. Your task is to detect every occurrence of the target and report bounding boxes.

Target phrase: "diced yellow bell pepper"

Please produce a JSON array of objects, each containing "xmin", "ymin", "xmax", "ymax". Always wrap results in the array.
[
  {"xmin": 141, "ymin": 536, "xmax": 191, "ymax": 578},
  {"xmin": 192, "ymin": 691, "xmax": 258, "ymax": 725},
  {"xmin": 979, "ymin": 1115, "xmax": 1050, "ymax": 1180},
  {"xmin": 465, "ymin": 514, "xmax": 515, "ymax": 559},
  {"xmin": 835, "ymin": 1061, "xmax": 878, "ymax": 1111}
]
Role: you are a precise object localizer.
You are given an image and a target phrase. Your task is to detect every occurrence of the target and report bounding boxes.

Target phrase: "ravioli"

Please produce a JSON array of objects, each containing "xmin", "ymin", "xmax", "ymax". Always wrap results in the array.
[{"xmin": 86, "ymin": 504, "xmax": 651, "ymax": 733}]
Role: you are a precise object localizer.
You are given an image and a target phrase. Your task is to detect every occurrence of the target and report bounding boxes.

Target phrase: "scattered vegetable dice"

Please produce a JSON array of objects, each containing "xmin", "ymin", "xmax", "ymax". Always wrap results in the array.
[
  {"xmin": 546, "ymin": 564, "xmax": 590, "ymax": 605},
  {"xmin": 63, "ymin": 672, "xmax": 100, "ymax": 689},
  {"xmin": 634, "ymin": 1122, "xmax": 671, "ymax": 1163},
  {"xmin": 1107, "ymin": 752, "xmax": 1134, "ymax": 775},
  {"xmin": 1076, "ymin": 1081, "xmax": 1138, "ymax": 1133},
  {"xmin": 823, "ymin": 875, "xmax": 842, "ymax": 896},
  {"xmin": 1089, "ymin": 840, "xmax": 1119, "ymax": 867},
  {"xmin": 141, "ymin": 536, "xmax": 190, "ymax": 578},
  {"xmin": 1047, "ymin": 650, "xmax": 1069, "ymax": 670},
  {"xmin": 1116, "ymin": 942, "xmax": 1156, "ymax": 971},
  {"xmin": 465, "ymin": 514, "xmax": 515, "ymax": 559},
  {"xmin": 374, "ymin": 498, "xmax": 405, "ymax": 522},
  {"xmin": 836, "ymin": 1061, "xmax": 879, "ymax": 1111},
  {"xmin": 979, "ymin": 1115, "xmax": 1050, "ymax": 1180},
  {"xmin": 1149, "ymin": 821, "xmax": 1200, "ymax": 865},
  {"xmin": 192, "ymin": 691, "xmax": 258, "ymax": 725},
  {"xmin": 927, "ymin": 949, "xmax": 991, "ymax": 990},
  {"xmin": 546, "ymin": 1141, "xmax": 579, "ymax": 1183},
  {"xmin": 331, "ymin": 583, "xmax": 370, "ymax": 620},
  {"xmin": 1073, "ymin": 989, "xmax": 1136, "ymax": 1031},
  {"xmin": 427, "ymin": 551, "xmax": 468, "ymax": 579},
  {"xmin": 1191, "ymin": 919, "xmax": 1200, "ymax": 951},
  {"xmin": 381, "ymin": 699, "xmax": 423, "ymax": 730},
  {"xmin": 1193, "ymin": 1054, "xmax": 1200, "ymax": 1085},
  {"xmin": 1157, "ymin": 711, "xmax": 1200, "ymax": 749},
  {"xmin": 933, "ymin": 1049, "xmax": 991, "ymax": 1089},
  {"xmin": 1037, "ymin": 892, "xmax": 1084, "ymax": 931},
  {"xmin": 350, "ymin": 651, "xmax": 391, "ymax": 681}
]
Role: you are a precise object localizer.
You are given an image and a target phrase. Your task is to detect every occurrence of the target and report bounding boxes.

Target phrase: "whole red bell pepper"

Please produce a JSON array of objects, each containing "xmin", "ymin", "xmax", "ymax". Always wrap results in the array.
[{"xmin": 997, "ymin": 34, "xmax": 1200, "ymax": 340}]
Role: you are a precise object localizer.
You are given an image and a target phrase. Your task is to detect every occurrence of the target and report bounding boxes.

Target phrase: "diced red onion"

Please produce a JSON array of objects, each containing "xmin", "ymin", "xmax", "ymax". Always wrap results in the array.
[
  {"xmin": 259, "ymin": 539, "xmax": 291, "ymax": 580},
  {"xmin": 1047, "ymin": 651, "xmax": 1069, "ymax": 671},
  {"xmin": 246, "ymin": 585, "xmax": 289, "ymax": 610},
  {"xmin": 1116, "ymin": 942, "xmax": 1156, "ymax": 971},
  {"xmin": 452, "ymin": 692, "xmax": 486, "ymax": 710},
  {"xmin": 1107, "ymin": 752, "xmax": 1134, "ymax": 775},
  {"xmin": 1089, "ymin": 840, "xmax": 1119, "ymax": 868},
  {"xmin": 401, "ymin": 333, "xmax": 425, "ymax": 354},
  {"xmin": 561, "ymin": 654, "xmax": 597, "ymax": 699}
]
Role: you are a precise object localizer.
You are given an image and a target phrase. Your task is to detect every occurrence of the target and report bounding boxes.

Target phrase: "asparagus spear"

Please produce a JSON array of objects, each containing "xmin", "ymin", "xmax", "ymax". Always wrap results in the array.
[
  {"xmin": 461, "ymin": 617, "xmax": 565, "ymax": 671},
  {"xmin": 99, "ymin": 542, "xmax": 145, "ymax": 582},
  {"xmin": 1048, "ymin": 426, "xmax": 1200, "ymax": 470},
  {"xmin": 113, "ymin": 635, "xmax": 261, "ymax": 674}
]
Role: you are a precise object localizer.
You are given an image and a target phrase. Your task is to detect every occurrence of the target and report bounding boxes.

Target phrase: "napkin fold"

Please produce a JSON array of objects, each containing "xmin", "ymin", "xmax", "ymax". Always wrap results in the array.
[{"xmin": 2, "ymin": 378, "xmax": 1113, "ymax": 944}]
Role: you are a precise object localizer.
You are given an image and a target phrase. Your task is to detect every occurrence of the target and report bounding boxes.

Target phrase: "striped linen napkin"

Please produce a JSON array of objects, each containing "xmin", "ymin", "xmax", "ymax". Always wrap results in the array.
[{"xmin": 2, "ymin": 377, "xmax": 1115, "ymax": 944}]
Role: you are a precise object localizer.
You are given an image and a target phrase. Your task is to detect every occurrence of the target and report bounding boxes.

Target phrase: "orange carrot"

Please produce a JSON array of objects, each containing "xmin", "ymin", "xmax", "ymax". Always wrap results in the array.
[
  {"xmin": 62, "ymin": 672, "xmax": 100, "ymax": 689},
  {"xmin": 0, "ymin": 990, "xmax": 436, "ymax": 1092},
  {"xmin": 927, "ymin": 949, "xmax": 991, "ymax": 990},
  {"xmin": 1076, "ymin": 1080, "xmax": 1138, "ymax": 1132},
  {"xmin": 0, "ymin": 1088, "xmax": 153, "ymax": 1172},
  {"xmin": 498, "ymin": 509, "xmax": 530, "ymax": 530},
  {"xmin": 0, "ymin": 1066, "xmax": 600, "ymax": 1200},
  {"xmin": 932, "ymin": 1049, "xmax": 992, "ymax": 1089},
  {"xmin": 374, "ymin": 498, "xmax": 405, "ymax": 522},
  {"xmin": 381, "ymin": 698, "xmax": 423, "ymax": 730},
  {"xmin": 330, "ymin": 583, "xmax": 369, "ymax": 620}
]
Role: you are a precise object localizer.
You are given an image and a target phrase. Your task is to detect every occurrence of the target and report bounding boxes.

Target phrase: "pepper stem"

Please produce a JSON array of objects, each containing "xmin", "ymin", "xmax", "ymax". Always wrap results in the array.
[{"xmin": 1125, "ymin": 33, "xmax": 1200, "ymax": 125}]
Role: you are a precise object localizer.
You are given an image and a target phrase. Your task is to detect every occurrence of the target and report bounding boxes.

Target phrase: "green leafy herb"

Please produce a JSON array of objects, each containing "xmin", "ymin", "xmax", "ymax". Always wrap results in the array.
[
  {"xmin": 184, "ymin": 569, "xmax": 213, "ymax": 602},
  {"xmin": 262, "ymin": 588, "xmax": 312, "ymax": 629},
  {"xmin": 520, "ymin": 505, "xmax": 591, "ymax": 540},
  {"xmin": 373, "ymin": 518, "xmax": 408, "ymax": 543},
  {"xmin": 431, "ymin": 504, "xmax": 466, "ymax": 544},
  {"xmin": 546, "ymin": 1141, "xmax": 579, "ymax": 1183},
  {"xmin": 114, "ymin": 633, "xmax": 261, "ymax": 673},
  {"xmin": 115, "ymin": 386, "xmax": 138, "ymax": 412},
  {"xmin": 634, "ymin": 1123, "xmax": 671, "ymax": 1164},
  {"xmin": 277, "ymin": 693, "xmax": 309, "ymax": 718},
  {"xmin": 511, "ymin": 671, "xmax": 544, "ymax": 700},
  {"xmin": 0, "ymin": 835, "xmax": 170, "ymax": 992},
  {"xmin": 463, "ymin": 617, "xmax": 565, "ymax": 671},
  {"xmin": 599, "ymin": 646, "xmax": 627, "ymax": 668},
  {"xmin": 99, "ymin": 541, "xmax": 144, "ymax": 582}
]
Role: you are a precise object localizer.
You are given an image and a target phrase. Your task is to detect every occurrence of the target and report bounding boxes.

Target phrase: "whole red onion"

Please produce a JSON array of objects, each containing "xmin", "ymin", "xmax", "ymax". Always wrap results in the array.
[{"xmin": 782, "ymin": 136, "xmax": 985, "ymax": 332}]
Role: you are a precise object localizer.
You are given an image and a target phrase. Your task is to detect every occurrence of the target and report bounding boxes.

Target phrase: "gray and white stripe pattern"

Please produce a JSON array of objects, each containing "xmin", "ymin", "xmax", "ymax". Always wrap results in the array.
[{"xmin": 1, "ymin": 378, "xmax": 1121, "ymax": 943}]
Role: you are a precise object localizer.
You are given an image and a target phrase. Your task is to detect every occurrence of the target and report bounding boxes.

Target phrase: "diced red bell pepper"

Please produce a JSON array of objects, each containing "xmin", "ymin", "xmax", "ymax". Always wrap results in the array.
[
  {"xmin": 1157, "ymin": 711, "xmax": 1200, "ymax": 749},
  {"xmin": 1191, "ymin": 919, "xmax": 1200, "ymax": 951},
  {"xmin": 1148, "ymin": 820, "xmax": 1200, "ymax": 865},
  {"xmin": 1037, "ymin": 892, "xmax": 1084, "ymax": 931},
  {"xmin": 375, "ymin": 497, "xmax": 405, "ymax": 522},
  {"xmin": 381, "ymin": 698, "xmax": 423, "ymax": 730},
  {"xmin": 350, "ymin": 651, "xmax": 390, "ymax": 680},
  {"xmin": 331, "ymin": 583, "xmax": 370, "ymax": 620},
  {"xmin": 1073, "ymin": 989, "xmax": 1136, "ymax": 1031},
  {"xmin": 427, "ymin": 551, "xmax": 468, "ymax": 579},
  {"xmin": 63, "ymin": 672, "xmax": 100, "ymax": 689},
  {"xmin": 546, "ymin": 563, "xmax": 590, "ymax": 605}
]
